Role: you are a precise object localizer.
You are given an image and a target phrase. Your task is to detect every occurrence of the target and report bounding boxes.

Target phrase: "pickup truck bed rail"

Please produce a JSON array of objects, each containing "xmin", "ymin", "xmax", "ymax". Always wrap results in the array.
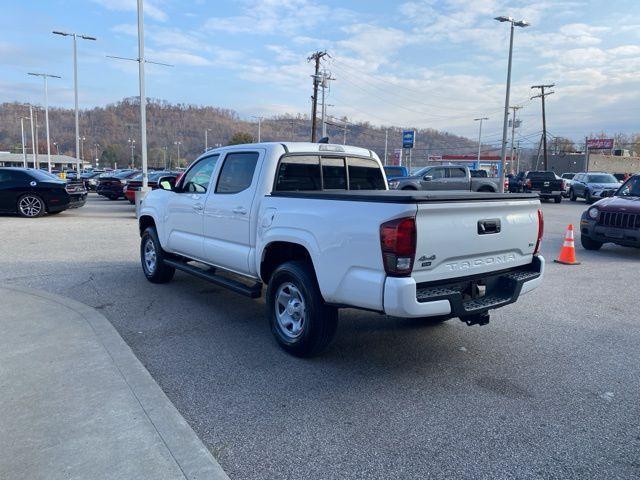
[{"xmin": 269, "ymin": 190, "xmax": 538, "ymax": 204}]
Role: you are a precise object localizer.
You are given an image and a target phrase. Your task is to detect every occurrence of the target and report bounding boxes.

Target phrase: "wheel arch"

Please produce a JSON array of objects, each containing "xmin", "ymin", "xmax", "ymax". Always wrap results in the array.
[{"xmin": 260, "ymin": 241, "xmax": 316, "ymax": 285}]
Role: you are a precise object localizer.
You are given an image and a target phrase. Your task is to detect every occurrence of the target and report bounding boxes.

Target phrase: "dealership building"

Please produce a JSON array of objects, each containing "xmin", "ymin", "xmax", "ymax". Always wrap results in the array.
[{"xmin": 0, "ymin": 152, "xmax": 91, "ymax": 170}]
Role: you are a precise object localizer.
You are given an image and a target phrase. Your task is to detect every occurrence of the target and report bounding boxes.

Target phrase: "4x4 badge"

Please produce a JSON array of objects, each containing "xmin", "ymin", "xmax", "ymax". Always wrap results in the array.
[{"xmin": 418, "ymin": 254, "xmax": 436, "ymax": 261}]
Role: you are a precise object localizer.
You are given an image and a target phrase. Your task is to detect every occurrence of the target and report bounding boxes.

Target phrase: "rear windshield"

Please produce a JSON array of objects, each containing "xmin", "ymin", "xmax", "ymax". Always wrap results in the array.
[
  {"xmin": 275, "ymin": 155, "xmax": 385, "ymax": 191},
  {"xmin": 115, "ymin": 170, "xmax": 137, "ymax": 179},
  {"xmin": 384, "ymin": 167, "xmax": 406, "ymax": 176},
  {"xmin": 29, "ymin": 169, "xmax": 65, "ymax": 183},
  {"xmin": 587, "ymin": 174, "xmax": 618, "ymax": 183},
  {"xmin": 562, "ymin": 173, "xmax": 575, "ymax": 179}
]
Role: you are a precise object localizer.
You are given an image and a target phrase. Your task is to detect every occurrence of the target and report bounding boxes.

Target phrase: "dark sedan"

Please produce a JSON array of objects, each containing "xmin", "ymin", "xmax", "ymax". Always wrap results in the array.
[
  {"xmin": 580, "ymin": 175, "xmax": 640, "ymax": 250},
  {"xmin": 123, "ymin": 171, "xmax": 180, "ymax": 204},
  {"xmin": 96, "ymin": 170, "xmax": 139, "ymax": 200},
  {"xmin": 0, "ymin": 167, "xmax": 76, "ymax": 217}
]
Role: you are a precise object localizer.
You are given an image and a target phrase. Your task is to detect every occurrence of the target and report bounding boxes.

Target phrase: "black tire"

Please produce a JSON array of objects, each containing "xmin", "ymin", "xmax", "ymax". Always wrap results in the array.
[
  {"xmin": 266, "ymin": 261, "xmax": 338, "ymax": 357},
  {"xmin": 581, "ymin": 235, "xmax": 603, "ymax": 251},
  {"xmin": 477, "ymin": 186, "xmax": 494, "ymax": 192},
  {"xmin": 585, "ymin": 190, "xmax": 593, "ymax": 204},
  {"xmin": 554, "ymin": 196, "xmax": 562, "ymax": 204},
  {"xmin": 140, "ymin": 227, "xmax": 175, "ymax": 283},
  {"xmin": 17, "ymin": 194, "xmax": 45, "ymax": 218},
  {"xmin": 48, "ymin": 210, "xmax": 64, "ymax": 215},
  {"xmin": 108, "ymin": 195, "xmax": 118, "ymax": 201},
  {"xmin": 401, "ymin": 186, "xmax": 417, "ymax": 191},
  {"xmin": 570, "ymin": 189, "xmax": 577, "ymax": 201}
]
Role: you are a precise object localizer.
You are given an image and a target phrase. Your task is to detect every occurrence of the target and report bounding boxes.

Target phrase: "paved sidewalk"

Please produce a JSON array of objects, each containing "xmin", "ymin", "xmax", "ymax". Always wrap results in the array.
[{"xmin": 0, "ymin": 285, "xmax": 229, "ymax": 480}]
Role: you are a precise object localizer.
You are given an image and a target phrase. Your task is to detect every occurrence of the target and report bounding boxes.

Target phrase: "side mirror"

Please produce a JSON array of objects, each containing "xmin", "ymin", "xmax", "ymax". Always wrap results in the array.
[
  {"xmin": 423, "ymin": 175, "xmax": 433, "ymax": 181},
  {"xmin": 159, "ymin": 180, "xmax": 173, "ymax": 191}
]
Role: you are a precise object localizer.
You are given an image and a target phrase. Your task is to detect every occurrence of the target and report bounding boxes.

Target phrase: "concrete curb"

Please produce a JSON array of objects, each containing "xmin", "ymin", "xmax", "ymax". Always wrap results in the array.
[{"xmin": 2, "ymin": 285, "xmax": 229, "ymax": 480}]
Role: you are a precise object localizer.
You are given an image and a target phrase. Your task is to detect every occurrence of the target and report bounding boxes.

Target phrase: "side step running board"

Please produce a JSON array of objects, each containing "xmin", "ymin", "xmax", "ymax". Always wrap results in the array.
[{"xmin": 164, "ymin": 259, "xmax": 263, "ymax": 298}]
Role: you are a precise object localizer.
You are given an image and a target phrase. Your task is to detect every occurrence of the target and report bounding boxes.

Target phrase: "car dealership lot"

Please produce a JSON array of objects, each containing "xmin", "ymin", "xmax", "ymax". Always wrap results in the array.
[{"xmin": 1, "ymin": 196, "xmax": 639, "ymax": 479}]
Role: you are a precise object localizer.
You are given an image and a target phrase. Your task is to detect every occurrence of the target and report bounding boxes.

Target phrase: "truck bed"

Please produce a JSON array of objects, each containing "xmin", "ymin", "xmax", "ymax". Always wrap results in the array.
[{"xmin": 269, "ymin": 190, "xmax": 538, "ymax": 203}]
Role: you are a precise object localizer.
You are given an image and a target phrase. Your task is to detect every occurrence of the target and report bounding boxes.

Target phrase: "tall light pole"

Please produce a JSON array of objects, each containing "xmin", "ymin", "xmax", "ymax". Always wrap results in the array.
[
  {"xmin": 495, "ymin": 16, "xmax": 529, "ymax": 192},
  {"xmin": 53, "ymin": 30, "xmax": 97, "ymax": 175},
  {"xmin": 28, "ymin": 72, "xmax": 61, "ymax": 173},
  {"xmin": 251, "ymin": 116, "xmax": 263, "ymax": 142},
  {"xmin": 80, "ymin": 136, "xmax": 86, "ymax": 168},
  {"xmin": 174, "ymin": 140, "xmax": 182, "ymax": 166},
  {"xmin": 205, "ymin": 128, "xmax": 211, "ymax": 151},
  {"xmin": 53, "ymin": 142, "xmax": 60, "ymax": 155},
  {"xmin": 128, "ymin": 138, "xmax": 136, "ymax": 168},
  {"xmin": 20, "ymin": 116, "xmax": 30, "ymax": 167},
  {"xmin": 384, "ymin": 129, "xmax": 388, "ymax": 165},
  {"xmin": 29, "ymin": 106, "xmax": 36, "ymax": 168},
  {"xmin": 474, "ymin": 117, "xmax": 488, "ymax": 166}
]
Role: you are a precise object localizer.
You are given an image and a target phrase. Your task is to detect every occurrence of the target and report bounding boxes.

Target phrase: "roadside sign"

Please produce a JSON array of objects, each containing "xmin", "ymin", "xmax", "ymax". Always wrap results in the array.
[
  {"xmin": 393, "ymin": 149, "xmax": 402, "ymax": 166},
  {"xmin": 587, "ymin": 138, "xmax": 614, "ymax": 149},
  {"xmin": 402, "ymin": 130, "xmax": 415, "ymax": 149}
]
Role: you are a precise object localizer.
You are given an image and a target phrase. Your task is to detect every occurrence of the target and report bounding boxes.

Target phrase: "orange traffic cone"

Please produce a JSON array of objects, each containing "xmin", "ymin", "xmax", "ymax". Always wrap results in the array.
[{"xmin": 554, "ymin": 224, "xmax": 581, "ymax": 265}]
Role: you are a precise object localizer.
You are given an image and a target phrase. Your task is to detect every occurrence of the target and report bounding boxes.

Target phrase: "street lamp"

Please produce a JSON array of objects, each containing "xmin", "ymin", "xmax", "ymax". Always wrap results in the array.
[
  {"xmin": 28, "ymin": 72, "xmax": 61, "ymax": 173},
  {"xmin": 128, "ymin": 138, "xmax": 136, "ymax": 168},
  {"xmin": 80, "ymin": 136, "xmax": 86, "ymax": 168},
  {"xmin": 53, "ymin": 142, "xmax": 60, "ymax": 155},
  {"xmin": 52, "ymin": 30, "xmax": 97, "ymax": 176},
  {"xmin": 474, "ymin": 117, "xmax": 489, "ymax": 166},
  {"xmin": 495, "ymin": 15, "xmax": 529, "ymax": 192}
]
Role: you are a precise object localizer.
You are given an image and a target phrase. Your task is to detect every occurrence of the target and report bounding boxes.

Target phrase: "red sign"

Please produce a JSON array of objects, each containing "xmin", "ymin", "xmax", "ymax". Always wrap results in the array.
[{"xmin": 587, "ymin": 138, "xmax": 614, "ymax": 149}]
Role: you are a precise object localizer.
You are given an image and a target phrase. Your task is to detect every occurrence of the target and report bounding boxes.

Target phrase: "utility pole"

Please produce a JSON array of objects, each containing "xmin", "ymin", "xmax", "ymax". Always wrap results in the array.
[
  {"xmin": 307, "ymin": 51, "xmax": 328, "ymax": 142},
  {"xmin": 34, "ymin": 110, "xmax": 39, "ymax": 169},
  {"xmin": 516, "ymin": 140, "xmax": 521, "ymax": 172},
  {"xmin": 319, "ymin": 70, "xmax": 335, "ymax": 138},
  {"xmin": 384, "ymin": 129, "xmax": 388, "ymax": 165},
  {"xmin": 128, "ymin": 138, "xmax": 136, "ymax": 167},
  {"xmin": 205, "ymin": 128, "xmax": 211, "ymax": 151},
  {"xmin": 509, "ymin": 105, "xmax": 522, "ymax": 173},
  {"xmin": 29, "ymin": 106, "xmax": 36, "ymax": 168},
  {"xmin": 474, "ymin": 117, "xmax": 488, "ymax": 166},
  {"xmin": 531, "ymin": 84, "xmax": 555, "ymax": 170}
]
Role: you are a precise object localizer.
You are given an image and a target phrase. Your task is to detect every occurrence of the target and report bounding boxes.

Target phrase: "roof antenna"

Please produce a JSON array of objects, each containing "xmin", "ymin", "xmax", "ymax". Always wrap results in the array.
[{"xmin": 318, "ymin": 136, "xmax": 329, "ymax": 144}]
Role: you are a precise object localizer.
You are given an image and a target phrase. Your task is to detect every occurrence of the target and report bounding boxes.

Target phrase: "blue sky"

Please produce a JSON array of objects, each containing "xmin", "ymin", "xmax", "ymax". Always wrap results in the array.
[{"xmin": 2, "ymin": 0, "xmax": 639, "ymax": 143}]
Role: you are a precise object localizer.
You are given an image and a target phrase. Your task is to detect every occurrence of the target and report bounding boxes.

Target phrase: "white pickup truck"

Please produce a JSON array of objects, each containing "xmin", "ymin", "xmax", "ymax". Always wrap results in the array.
[{"xmin": 138, "ymin": 142, "xmax": 545, "ymax": 356}]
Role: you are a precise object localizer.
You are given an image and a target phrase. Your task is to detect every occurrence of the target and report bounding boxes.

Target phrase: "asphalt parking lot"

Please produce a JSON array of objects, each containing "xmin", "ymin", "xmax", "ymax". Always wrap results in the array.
[{"xmin": 1, "ymin": 195, "xmax": 639, "ymax": 480}]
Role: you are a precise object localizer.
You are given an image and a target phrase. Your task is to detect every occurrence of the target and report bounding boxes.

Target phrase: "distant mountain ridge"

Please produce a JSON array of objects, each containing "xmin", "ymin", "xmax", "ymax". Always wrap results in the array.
[{"xmin": 0, "ymin": 98, "xmax": 479, "ymax": 168}]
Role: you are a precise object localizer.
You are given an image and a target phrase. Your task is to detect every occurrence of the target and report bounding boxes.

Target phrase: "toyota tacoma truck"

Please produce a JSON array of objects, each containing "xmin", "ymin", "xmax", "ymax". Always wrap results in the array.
[
  {"xmin": 387, "ymin": 165, "xmax": 501, "ymax": 192},
  {"xmin": 137, "ymin": 143, "xmax": 545, "ymax": 357}
]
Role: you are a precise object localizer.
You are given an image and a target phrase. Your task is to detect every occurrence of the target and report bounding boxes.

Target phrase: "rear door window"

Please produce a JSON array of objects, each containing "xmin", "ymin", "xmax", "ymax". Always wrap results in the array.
[
  {"xmin": 348, "ymin": 157, "xmax": 385, "ymax": 190},
  {"xmin": 215, "ymin": 152, "xmax": 259, "ymax": 194},
  {"xmin": 275, "ymin": 156, "xmax": 321, "ymax": 191},
  {"xmin": 448, "ymin": 167, "xmax": 466, "ymax": 178}
]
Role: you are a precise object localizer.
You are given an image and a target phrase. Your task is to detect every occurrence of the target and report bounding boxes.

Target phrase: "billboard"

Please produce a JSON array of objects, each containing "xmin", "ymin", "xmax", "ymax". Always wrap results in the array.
[
  {"xmin": 402, "ymin": 130, "xmax": 415, "ymax": 149},
  {"xmin": 587, "ymin": 138, "xmax": 614, "ymax": 149}
]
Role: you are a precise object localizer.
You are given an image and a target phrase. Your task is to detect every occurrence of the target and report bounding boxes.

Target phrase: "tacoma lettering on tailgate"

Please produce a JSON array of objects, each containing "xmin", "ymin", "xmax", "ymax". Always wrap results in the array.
[{"xmin": 445, "ymin": 253, "xmax": 516, "ymax": 272}]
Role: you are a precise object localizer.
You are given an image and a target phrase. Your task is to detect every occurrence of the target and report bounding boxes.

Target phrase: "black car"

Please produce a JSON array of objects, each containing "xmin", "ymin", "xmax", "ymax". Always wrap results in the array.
[
  {"xmin": 96, "ymin": 170, "xmax": 138, "ymax": 200},
  {"xmin": 0, "ymin": 167, "xmax": 82, "ymax": 217}
]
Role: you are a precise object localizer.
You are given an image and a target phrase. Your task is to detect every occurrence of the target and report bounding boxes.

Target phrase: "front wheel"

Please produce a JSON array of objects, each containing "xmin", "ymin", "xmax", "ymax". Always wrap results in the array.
[
  {"xmin": 570, "ymin": 189, "xmax": 577, "ymax": 201},
  {"xmin": 140, "ymin": 227, "xmax": 175, "ymax": 283},
  {"xmin": 585, "ymin": 190, "xmax": 593, "ymax": 204},
  {"xmin": 581, "ymin": 235, "xmax": 603, "ymax": 251},
  {"xmin": 554, "ymin": 196, "xmax": 562, "ymax": 204},
  {"xmin": 266, "ymin": 261, "xmax": 338, "ymax": 357}
]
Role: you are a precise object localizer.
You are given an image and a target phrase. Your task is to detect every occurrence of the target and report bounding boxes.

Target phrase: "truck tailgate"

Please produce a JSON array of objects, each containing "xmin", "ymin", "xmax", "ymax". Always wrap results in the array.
[{"xmin": 413, "ymin": 199, "xmax": 540, "ymax": 283}]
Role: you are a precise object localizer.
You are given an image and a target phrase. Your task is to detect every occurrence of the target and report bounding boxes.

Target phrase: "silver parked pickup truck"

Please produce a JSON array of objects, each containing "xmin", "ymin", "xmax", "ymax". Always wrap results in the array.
[{"xmin": 388, "ymin": 165, "xmax": 501, "ymax": 192}]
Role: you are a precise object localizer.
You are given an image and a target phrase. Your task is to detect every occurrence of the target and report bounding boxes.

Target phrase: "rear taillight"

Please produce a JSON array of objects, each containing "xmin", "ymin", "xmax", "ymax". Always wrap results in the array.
[
  {"xmin": 380, "ymin": 217, "xmax": 416, "ymax": 277},
  {"xmin": 526, "ymin": 179, "xmax": 532, "ymax": 188},
  {"xmin": 534, "ymin": 209, "xmax": 544, "ymax": 254}
]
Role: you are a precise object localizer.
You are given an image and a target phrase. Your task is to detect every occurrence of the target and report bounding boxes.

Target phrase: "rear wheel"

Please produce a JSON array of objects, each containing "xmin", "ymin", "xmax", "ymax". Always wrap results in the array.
[
  {"xmin": 140, "ymin": 227, "xmax": 175, "ymax": 283},
  {"xmin": 401, "ymin": 186, "xmax": 417, "ymax": 191},
  {"xmin": 585, "ymin": 190, "xmax": 593, "ymax": 204},
  {"xmin": 554, "ymin": 196, "xmax": 562, "ymax": 203},
  {"xmin": 266, "ymin": 261, "xmax": 338, "ymax": 357},
  {"xmin": 570, "ymin": 189, "xmax": 577, "ymax": 201},
  {"xmin": 581, "ymin": 235, "xmax": 603, "ymax": 251},
  {"xmin": 477, "ymin": 186, "xmax": 494, "ymax": 192},
  {"xmin": 17, "ymin": 194, "xmax": 45, "ymax": 218}
]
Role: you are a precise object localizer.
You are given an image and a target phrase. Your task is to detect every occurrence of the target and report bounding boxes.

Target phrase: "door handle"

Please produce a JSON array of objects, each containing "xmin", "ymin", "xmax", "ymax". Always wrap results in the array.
[
  {"xmin": 193, "ymin": 203, "xmax": 203, "ymax": 211},
  {"xmin": 233, "ymin": 207, "xmax": 247, "ymax": 215}
]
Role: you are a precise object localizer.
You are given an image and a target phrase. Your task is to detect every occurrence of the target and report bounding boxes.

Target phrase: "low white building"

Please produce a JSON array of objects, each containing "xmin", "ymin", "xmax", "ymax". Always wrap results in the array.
[{"xmin": 0, "ymin": 152, "xmax": 91, "ymax": 170}]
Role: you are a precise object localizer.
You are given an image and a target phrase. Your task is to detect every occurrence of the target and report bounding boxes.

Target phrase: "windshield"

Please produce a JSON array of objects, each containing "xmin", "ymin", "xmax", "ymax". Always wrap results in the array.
[
  {"xmin": 617, "ymin": 177, "xmax": 640, "ymax": 197},
  {"xmin": 413, "ymin": 166, "xmax": 431, "ymax": 177},
  {"xmin": 587, "ymin": 174, "xmax": 618, "ymax": 183},
  {"xmin": 115, "ymin": 170, "xmax": 137, "ymax": 179}
]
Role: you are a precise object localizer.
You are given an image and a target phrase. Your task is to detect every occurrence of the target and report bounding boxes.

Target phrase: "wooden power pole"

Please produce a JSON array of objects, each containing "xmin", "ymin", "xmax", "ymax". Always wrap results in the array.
[
  {"xmin": 531, "ymin": 84, "xmax": 555, "ymax": 170},
  {"xmin": 308, "ymin": 51, "xmax": 328, "ymax": 142}
]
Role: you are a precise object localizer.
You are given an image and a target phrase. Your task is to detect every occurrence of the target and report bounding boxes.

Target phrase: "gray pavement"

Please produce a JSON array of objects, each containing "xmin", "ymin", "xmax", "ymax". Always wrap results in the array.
[
  {"xmin": 0, "ymin": 284, "xmax": 228, "ymax": 480},
  {"xmin": 1, "ymin": 195, "xmax": 639, "ymax": 479}
]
